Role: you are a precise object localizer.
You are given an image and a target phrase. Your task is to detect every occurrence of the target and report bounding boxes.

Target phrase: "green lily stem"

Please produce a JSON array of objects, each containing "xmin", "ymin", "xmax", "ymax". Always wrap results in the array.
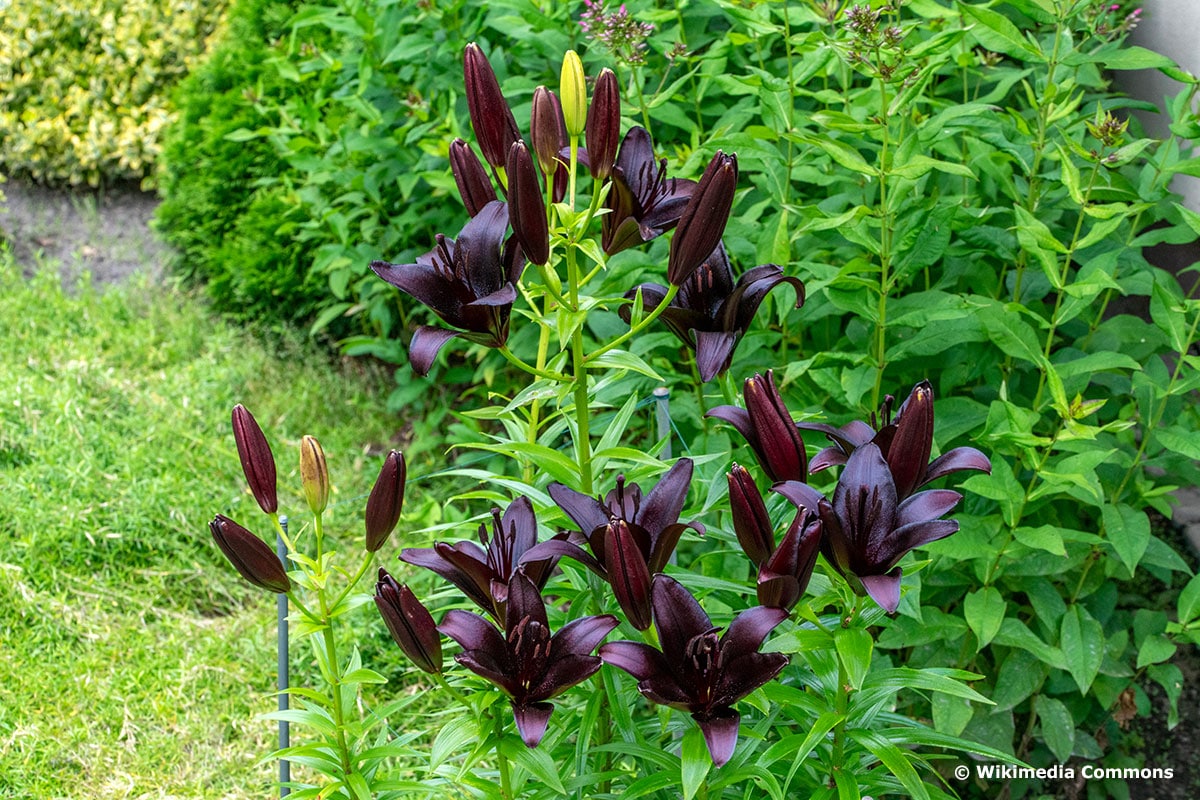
[
  {"xmin": 718, "ymin": 371, "xmax": 738, "ymax": 406},
  {"xmin": 318, "ymin": 586, "xmax": 355, "ymax": 780},
  {"xmin": 434, "ymin": 673, "xmax": 472, "ymax": 708},
  {"xmin": 585, "ymin": 284, "xmax": 680, "ymax": 364},
  {"xmin": 829, "ymin": 595, "xmax": 862, "ymax": 781},
  {"xmin": 329, "ymin": 551, "xmax": 375, "ymax": 611},
  {"xmin": 498, "ymin": 346, "xmax": 568, "ymax": 382},
  {"xmin": 870, "ymin": 61, "xmax": 894, "ymax": 411},
  {"xmin": 566, "ymin": 246, "xmax": 594, "ymax": 495},
  {"xmin": 524, "ymin": 304, "xmax": 554, "ymax": 485},
  {"xmin": 493, "ymin": 705, "xmax": 514, "ymax": 800}
]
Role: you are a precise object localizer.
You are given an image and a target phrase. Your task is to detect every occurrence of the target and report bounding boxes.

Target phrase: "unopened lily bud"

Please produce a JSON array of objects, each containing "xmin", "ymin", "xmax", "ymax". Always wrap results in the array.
[
  {"xmin": 560, "ymin": 50, "xmax": 587, "ymax": 137},
  {"xmin": 299, "ymin": 435, "xmax": 330, "ymax": 515},
  {"xmin": 231, "ymin": 404, "xmax": 277, "ymax": 515},
  {"xmin": 506, "ymin": 141, "xmax": 549, "ymax": 266},
  {"xmin": 449, "ymin": 138, "xmax": 497, "ymax": 216},
  {"xmin": 586, "ymin": 69, "xmax": 620, "ymax": 180},
  {"xmin": 727, "ymin": 464, "xmax": 774, "ymax": 567},
  {"xmin": 210, "ymin": 514, "xmax": 291, "ymax": 594},
  {"xmin": 375, "ymin": 568, "xmax": 443, "ymax": 674},
  {"xmin": 464, "ymin": 42, "xmax": 520, "ymax": 170},
  {"xmin": 530, "ymin": 86, "xmax": 566, "ymax": 178},
  {"xmin": 365, "ymin": 450, "xmax": 406, "ymax": 552},
  {"xmin": 667, "ymin": 151, "xmax": 738, "ymax": 285}
]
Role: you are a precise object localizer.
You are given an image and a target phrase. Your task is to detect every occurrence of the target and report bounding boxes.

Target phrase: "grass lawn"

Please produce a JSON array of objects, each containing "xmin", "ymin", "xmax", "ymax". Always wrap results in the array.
[{"xmin": 0, "ymin": 249, "xmax": 418, "ymax": 798}]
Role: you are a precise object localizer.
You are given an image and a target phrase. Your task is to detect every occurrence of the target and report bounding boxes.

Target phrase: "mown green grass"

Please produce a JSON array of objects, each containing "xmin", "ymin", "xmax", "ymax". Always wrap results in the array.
[{"xmin": 0, "ymin": 249, "xmax": 430, "ymax": 798}]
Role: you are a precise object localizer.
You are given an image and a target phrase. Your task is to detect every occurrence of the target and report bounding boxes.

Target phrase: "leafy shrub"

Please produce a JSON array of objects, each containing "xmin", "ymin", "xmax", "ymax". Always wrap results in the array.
[{"xmin": 0, "ymin": 0, "xmax": 227, "ymax": 186}]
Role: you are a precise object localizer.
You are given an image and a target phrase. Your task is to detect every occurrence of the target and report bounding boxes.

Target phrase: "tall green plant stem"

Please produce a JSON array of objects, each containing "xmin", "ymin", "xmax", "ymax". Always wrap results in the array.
[
  {"xmin": 566, "ymin": 244, "xmax": 594, "ymax": 495},
  {"xmin": 493, "ymin": 705, "xmax": 514, "ymax": 800},
  {"xmin": 871, "ymin": 66, "xmax": 894, "ymax": 410},
  {"xmin": 585, "ymin": 284, "xmax": 679, "ymax": 363},
  {"xmin": 318, "ymin": 581, "xmax": 355, "ymax": 779}
]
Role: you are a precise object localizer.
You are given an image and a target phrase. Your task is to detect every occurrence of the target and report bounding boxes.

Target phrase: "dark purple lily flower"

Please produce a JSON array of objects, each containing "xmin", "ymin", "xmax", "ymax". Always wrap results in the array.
[
  {"xmin": 401, "ymin": 496, "xmax": 561, "ymax": 624},
  {"xmin": 668, "ymin": 151, "xmax": 738, "ymax": 286},
  {"xmin": 727, "ymin": 465, "xmax": 823, "ymax": 610},
  {"xmin": 375, "ymin": 568, "xmax": 442, "ymax": 674},
  {"xmin": 370, "ymin": 201, "xmax": 525, "ymax": 376},
  {"xmin": 506, "ymin": 141, "xmax": 549, "ymax": 266},
  {"xmin": 800, "ymin": 380, "xmax": 991, "ymax": 499},
  {"xmin": 622, "ymin": 243, "xmax": 805, "ymax": 382},
  {"xmin": 520, "ymin": 459, "xmax": 702, "ymax": 581},
  {"xmin": 449, "ymin": 138, "xmax": 497, "ymax": 217},
  {"xmin": 599, "ymin": 574, "xmax": 789, "ymax": 766},
  {"xmin": 210, "ymin": 514, "xmax": 291, "ymax": 594},
  {"xmin": 463, "ymin": 43, "xmax": 521, "ymax": 173},
  {"xmin": 439, "ymin": 572, "xmax": 618, "ymax": 747},
  {"xmin": 708, "ymin": 370, "xmax": 810, "ymax": 485},
  {"xmin": 601, "ymin": 126, "xmax": 696, "ymax": 255},
  {"xmin": 775, "ymin": 442, "xmax": 964, "ymax": 614},
  {"xmin": 231, "ymin": 404, "xmax": 277, "ymax": 515}
]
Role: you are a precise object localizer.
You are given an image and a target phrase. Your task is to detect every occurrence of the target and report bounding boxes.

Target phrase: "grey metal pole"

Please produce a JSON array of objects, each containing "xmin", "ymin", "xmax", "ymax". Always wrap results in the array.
[
  {"xmin": 277, "ymin": 516, "xmax": 290, "ymax": 797},
  {"xmin": 653, "ymin": 386, "xmax": 672, "ymax": 460}
]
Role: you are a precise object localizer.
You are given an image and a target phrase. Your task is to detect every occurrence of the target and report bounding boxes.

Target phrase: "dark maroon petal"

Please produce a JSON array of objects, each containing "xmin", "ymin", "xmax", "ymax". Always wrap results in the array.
[
  {"xmin": 511, "ymin": 701, "xmax": 553, "ymax": 748},
  {"xmin": 605, "ymin": 521, "xmax": 654, "ymax": 631},
  {"xmin": 439, "ymin": 608, "xmax": 506, "ymax": 654},
  {"xmin": 705, "ymin": 405, "xmax": 758, "ymax": 451},
  {"xmin": 696, "ymin": 709, "xmax": 741, "ymax": 767},
  {"xmin": 798, "ymin": 419, "xmax": 876, "ymax": 453},
  {"xmin": 771, "ymin": 480, "xmax": 828, "ymax": 517},
  {"xmin": 834, "ymin": 443, "xmax": 898, "ymax": 569},
  {"xmin": 463, "ymin": 43, "xmax": 520, "ymax": 170},
  {"xmin": 722, "ymin": 264, "xmax": 806, "ymax": 336},
  {"xmin": 449, "ymin": 138, "xmax": 497, "ymax": 216},
  {"xmin": 375, "ymin": 570, "xmax": 442, "ymax": 673},
  {"xmin": 808, "ymin": 446, "xmax": 849, "ymax": 474},
  {"xmin": 370, "ymin": 260, "xmax": 460, "ymax": 320},
  {"xmin": 758, "ymin": 512, "xmax": 822, "ymax": 607},
  {"xmin": 519, "ymin": 538, "xmax": 607, "ymax": 577},
  {"xmin": 210, "ymin": 515, "xmax": 290, "ymax": 593},
  {"xmin": 530, "ymin": 654, "xmax": 603, "ymax": 700},
  {"xmin": 651, "ymin": 574, "xmax": 712, "ymax": 664},
  {"xmin": 364, "ymin": 451, "xmax": 406, "ymax": 552},
  {"xmin": 638, "ymin": 181, "xmax": 695, "ymax": 236},
  {"xmin": 727, "ymin": 465, "xmax": 775, "ymax": 567},
  {"xmin": 743, "ymin": 371, "xmax": 808, "ymax": 483},
  {"xmin": 895, "ymin": 489, "xmax": 961, "ymax": 529},
  {"xmin": 598, "ymin": 640, "xmax": 671, "ymax": 681},
  {"xmin": 756, "ymin": 574, "xmax": 800, "ymax": 610},
  {"xmin": 694, "ymin": 330, "xmax": 738, "ymax": 383},
  {"xmin": 548, "ymin": 482, "xmax": 610, "ymax": 539},
  {"xmin": 860, "ymin": 568, "xmax": 904, "ymax": 614},
  {"xmin": 454, "ymin": 201, "xmax": 512, "ymax": 300},
  {"xmin": 886, "ymin": 519, "xmax": 959, "ymax": 569},
  {"xmin": 585, "ymin": 68, "xmax": 620, "ymax": 181},
  {"xmin": 231, "ymin": 405, "xmax": 277, "ymax": 515},
  {"xmin": 503, "ymin": 571, "xmax": 549, "ymax": 640},
  {"xmin": 647, "ymin": 522, "xmax": 693, "ymax": 575},
  {"xmin": 816, "ymin": 497, "xmax": 851, "ymax": 576},
  {"xmin": 921, "ymin": 446, "xmax": 993, "ymax": 486},
  {"xmin": 677, "ymin": 243, "xmax": 734, "ymax": 318},
  {"xmin": 668, "ymin": 152, "xmax": 737, "ymax": 286},
  {"xmin": 888, "ymin": 381, "xmax": 935, "ymax": 499},
  {"xmin": 500, "ymin": 495, "xmax": 538, "ymax": 564},
  {"xmin": 530, "ymin": 86, "xmax": 566, "ymax": 178},
  {"xmin": 408, "ymin": 326, "xmax": 460, "ymax": 377},
  {"xmin": 721, "ymin": 605, "xmax": 788, "ymax": 658},
  {"xmin": 401, "ymin": 543, "xmax": 495, "ymax": 614},
  {"xmin": 711, "ymin": 652, "xmax": 789, "ymax": 709},
  {"xmin": 468, "ymin": 283, "xmax": 519, "ymax": 308},
  {"xmin": 612, "ymin": 126, "xmax": 655, "ymax": 198},
  {"xmin": 456, "ymin": 648, "xmax": 521, "ymax": 696},
  {"xmin": 637, "ymin": 459, "xmax": 694, "ymax": 541},
  {"xmin": 506, "ymin": 141, "xmax": 549, "ymax": 266},
  {"xmin": 552, "ymin": 614, "xmax": 619, "ymax": 658}
]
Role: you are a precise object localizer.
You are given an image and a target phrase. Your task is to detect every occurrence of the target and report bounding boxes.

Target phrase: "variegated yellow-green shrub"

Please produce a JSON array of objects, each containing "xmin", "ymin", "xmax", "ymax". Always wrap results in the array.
[{"xmin": 0, "ymin": 0, "xmax": 228, "ymax": 186}]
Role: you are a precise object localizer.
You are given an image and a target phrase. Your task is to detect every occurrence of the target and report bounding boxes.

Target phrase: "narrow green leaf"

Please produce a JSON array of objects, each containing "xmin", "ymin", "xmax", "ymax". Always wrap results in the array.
[
  {"xmin": 503, "ymin": 738, "xmax": 567, "ymax": 795},
  {"xmin": 1060, "ymin": 605, "xmax": 1104, "ymax": 694},
  {"xmin": 681, "ymin": 726, "xmax": 712, "ymax": 800},
  {"xmin": 835, "ymin": 627, "xmax": 874, "ymax": 690}
]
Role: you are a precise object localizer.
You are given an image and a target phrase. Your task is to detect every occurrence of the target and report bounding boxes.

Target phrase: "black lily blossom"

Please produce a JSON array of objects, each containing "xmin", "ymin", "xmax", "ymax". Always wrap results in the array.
[
  {"xmin": 375, "ymin": 568, "xmax": 442, "ymax": 674},
  {"xmin": 622, "ymin": 243, "xmax": 805, "ymax": 382},
  {"xmin": 370, "ymin": 201, "xmax": 525, "ymax": 376},
  {"xmin": 667, "ymin": 151, "xmax": 738, "ymax": 286},
  {"xmin": 401, "ymin": 495, "xmax": 562, "ymax": 624},
  {"xmin": 775, "ymin": 442, "xmax": 964, "ymax": 614},
  {"xmin": 210, "ymin": 514, "xmax": 291, "ymax": 594},
  {"xmin": 231, "ymin": 404, "xmax": 277, "ymax": 515},
  {"xmin": 365, "ymin": 450, "xmax": 406, "ymax": 552},
  {"xmin": 601, "ymin": 126, "xmax": 696, "ymax": 255},
  {"xmin": 800, "ymin": 380, "xmax": 991, "ymax": 499},
  {"xmin": 506, "ymin": 141, "xmax": 550, "ymax": 266},
  {"xmin": 520, "ymin": 459, "xmax": 702, "ymax": 581},
  {"xmin": 449, "ymin": 138, "xmax": 497, "ymax": 217},
  {"xmin": 463, "ymin": 42, "xmax": 521, "ymax": 172},
  {"xmin": 439, "ymin": 572, "xmax": 619, "ymax": 748},
  {"xmin": 708, "ymin": 370, "xmax": 811, "ymax": 485},
  {"xmin": 599, "ymin": 574, "xmax": 789, "ymax": 766}
]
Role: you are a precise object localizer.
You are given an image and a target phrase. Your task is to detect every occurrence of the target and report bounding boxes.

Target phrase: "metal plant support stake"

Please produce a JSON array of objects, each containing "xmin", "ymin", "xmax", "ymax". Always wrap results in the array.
[
  {"xmin": 277, "ymin": 516, "xmax": 290, "ymax": 797},
  {"xmin": 653, "ymin": 386, "xmax": 672, "ymax": 460}
]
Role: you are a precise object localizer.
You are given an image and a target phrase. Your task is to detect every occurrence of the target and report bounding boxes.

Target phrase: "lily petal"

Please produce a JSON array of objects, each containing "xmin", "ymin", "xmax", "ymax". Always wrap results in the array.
[
  {"xmin": 720, "ymin": 605, "xmax": 789, "ymax": 657},
  {"xmin": 696, "ymin": 709, "xmax": 741, "ymax": 768},
  {"xmin": 860, "ymin": 569, "xmax": 904, "ymax": 614},
  {"xmin": 922, "ymin": 446, "xmax": 993, "ymax": 486},
  {"xmin": 512, "ymin": 701, "xmax": 554, "ymax": 748},
  {"xmin": 408, "ymin": 326, "xmax": 460, "ymax": 377},
  {"xmin": 548, "ymin": 483, "xmax": 610, "ymax": 539},
  {"xmin": 637, "ymin": 459, "xmax": 694, "ymax": 544},
  {"xmin": 896, "ymin": 489, "xmax": 962, "ymax": 529},
  {"xmin": 598, "ymin": 640, "xmax": 672, "ymax": 682},
  {"xmin": 605, "ymin": 521, "xmax": 654, "ymax": 631},
  {"xmin": 651, "ymin": 574, "xmax": 712, "ymax": 663},
  {"xmin": 552, "ymin": 614, "xmax": 619, "ymax": 658},
  {"xmin": 439, "ymin": 608, "xmax": 506, "ymax": 655},
  {"xmin": 694, "ymin": 330, "xmax": 739, "ymax": 382}
]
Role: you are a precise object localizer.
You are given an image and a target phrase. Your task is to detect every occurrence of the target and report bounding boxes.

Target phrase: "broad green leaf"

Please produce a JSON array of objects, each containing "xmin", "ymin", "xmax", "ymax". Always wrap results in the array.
[
  {"xmin": 503, "ymin": 738, "xmax": 567, "ymax": 795},
  {"xmin": 1148, "ymin": 664, "xmax": 1184, "ymax": 728},
  {"xmin": 1178, "ymin": 573, "xmax": 1200, "ymax": 624},
  {"xmin": 978, "ymin": 302, "xmax": 1048, "ymax": 367},
  {"xmin": 994, "ymin": 619, "xmax": 1068, "ymax": 671},
  {"xmin": 993, "ymin": 650, "xmax": 1047, "ymax": 711},
  {"xmin": 1035, "ymin": 695, "xmax": 1075, "ymax": 761},
  {"xmin": 835, "ymin": 627, "xmax": 874, "ymax": 690},
  {"xmin": 1136, "ymin": 635, "xmax": 1176, "ymax": 668},
  {"xmin": 1060, "ymin": 605, "xmax": 1104, "ymax": 694},
  {"xmin": 964, "ymin": 586, "xmax": 1006, "ymax": 647},
  {"xmin": 799, "ymin": 134, "xmax": 875, "ymax": 175},
  {"xmin": 1102, "ymin": 503, "xmax": 1151, "ymax": 573},
  {"xmin": 891, "ymin": 154, "xmax": 974, "ymax": 180},
  {"xmin": 932, "ymin": 692, "xmax": 974, "ymax": 737},
  {"xmin": 849, "ymin": 730, "xmax": 931, "ymax": 800},
  {"xmin": 681, "ymin": 726, "xmax": 711, "ymax": 800},
  {"xmin": 1150, "ymin": 278, "xmax": 1190, "ymax": 353},
  {"xmin": 1013, "ymin": 525, "xmax": 1066, "ymax": 556},
  {"xmin": 1156, "ymin": 426, "xmax": 1200, "ymax": 459},
  {"xmin": 960, "ymin": 3, "xmax": 1043, "ymax": 60},
  {"xmin": 1100, "ymin": 45, "xmax": 1178, "ymax": 72}
]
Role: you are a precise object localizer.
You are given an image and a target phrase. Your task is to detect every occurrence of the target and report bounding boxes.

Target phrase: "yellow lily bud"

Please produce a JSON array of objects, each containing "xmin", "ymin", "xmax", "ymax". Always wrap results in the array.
[
  {"xmin": 299, "ymin": 435, "xmax": 330, "ymax": 514},
  {"xmin": 560, "ymin": 50, "xmax": 587, "ymax": 137}
]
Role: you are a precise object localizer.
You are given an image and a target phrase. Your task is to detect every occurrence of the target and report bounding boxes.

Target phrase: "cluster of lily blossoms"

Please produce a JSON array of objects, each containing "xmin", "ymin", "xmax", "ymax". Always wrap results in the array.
[{"xmin": 212, "ymin": 44, "xmax": 992, "ymax": 769}]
